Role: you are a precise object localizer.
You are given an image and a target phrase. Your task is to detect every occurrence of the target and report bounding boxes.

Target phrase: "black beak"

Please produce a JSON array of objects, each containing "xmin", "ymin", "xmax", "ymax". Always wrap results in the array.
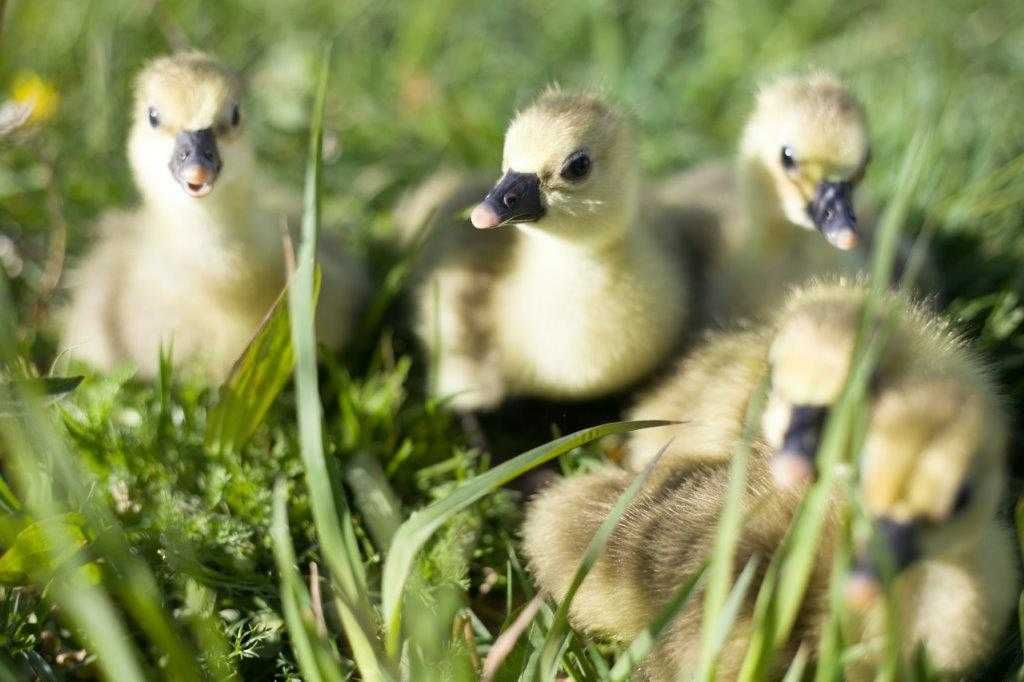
[
  {"xmin": 169, "ymin": 128, "xmax": 222, "ymax": 198},
  {"xmin": 854, "ymin": 518, "xmax": 920, "ymax": 580},
  {"xmin": 808, "ymin": 181, "xmax": 858, "ymax": 250},
  {"xmin": 770, "ymin": 404, "xmax": 829, "ymax": 487},
  {"xmin": 470, "ymin": 170, "xmax": 546, "ymax": 229},
  {"xmin": 845, "ymin": 519, "xmax": 920, "ymax": 610}
]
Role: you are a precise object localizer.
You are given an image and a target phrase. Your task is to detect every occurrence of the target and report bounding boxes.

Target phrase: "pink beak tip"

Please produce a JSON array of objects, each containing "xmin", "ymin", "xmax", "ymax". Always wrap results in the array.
[{"xmin": 470, "ymin": 203, "xmax": 501, "ymax": 229}]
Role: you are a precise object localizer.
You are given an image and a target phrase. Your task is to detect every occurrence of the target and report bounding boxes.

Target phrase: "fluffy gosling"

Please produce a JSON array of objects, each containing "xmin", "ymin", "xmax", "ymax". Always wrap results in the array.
[
  {"xmin": 626, "ymin": 281, "xmax": 971, "ymax": 481},
  {"xmin": 410, "ymin": 88, "xmax": 692, "ymax": 411},
  {"xmin": 61, "ymin": 52, "xmax": 366, "ymax": 381},
  {"xmin": 524, "ymin": 284, "xmax": 1016, "ymax": 678},
  {"xmin": 655, "ymin": 72, "xmax": 871, "ymax": 320}
]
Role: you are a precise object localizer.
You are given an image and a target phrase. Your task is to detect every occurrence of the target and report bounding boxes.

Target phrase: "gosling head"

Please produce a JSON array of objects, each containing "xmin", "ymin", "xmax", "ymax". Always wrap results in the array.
[
  {"xmin": 761, "ymin": 283, "xmax": 863, "ymax": 487},
  {"xmin": 844, "ymin": 379, "xmax": 1006, "ymax": 610},
  {"xmin": 469, "ymin": 88, "xmax": 638, "ymax": 244},
  {"xmin": 740, "ymin": 72, "xmax": 869, "ymax": 250},
  {"xmin": 128, "ymin": 52, "xmax": 251, "ymax": 206}
]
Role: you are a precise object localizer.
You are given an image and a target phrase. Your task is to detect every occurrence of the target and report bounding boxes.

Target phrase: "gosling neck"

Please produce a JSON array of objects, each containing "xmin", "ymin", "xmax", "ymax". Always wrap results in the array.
[{"xmin": 141, "ymin": 167, "xmax": 278, "ymax": 255}]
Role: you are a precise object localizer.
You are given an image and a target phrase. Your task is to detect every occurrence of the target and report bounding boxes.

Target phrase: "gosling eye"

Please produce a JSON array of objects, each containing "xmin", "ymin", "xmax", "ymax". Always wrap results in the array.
[
  {"xmin": 231, "ymin": 104, "xmax": 241, "ymax": 127},
  {"xmin": 780, "ymin": 145, "xmax": 797, "ymax": 171},
  {"xmin": 950, "ymin": 481, "xmax": 973, "ymax": 516},
  {"xmin": 560, "ymin": 150, "xmax": 592, "ymax": 182},
  {"xmin": 147, "ymin": 106, "xmax": 161, "ymax": 128}
]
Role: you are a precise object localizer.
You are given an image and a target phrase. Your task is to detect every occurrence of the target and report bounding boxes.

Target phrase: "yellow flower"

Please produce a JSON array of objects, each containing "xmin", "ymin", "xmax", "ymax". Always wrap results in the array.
[{"xmin": 10, "ymin": 71, "xmax": 59, "ymax": 125}]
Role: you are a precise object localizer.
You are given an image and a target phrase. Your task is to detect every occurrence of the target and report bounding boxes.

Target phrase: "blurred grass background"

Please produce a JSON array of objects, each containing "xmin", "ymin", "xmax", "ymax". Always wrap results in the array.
[
  {"xmin": 2, "ymin": 0, "xmax": 1024, "ymax": 679},
  {"xmin": 5, "ymin": 0, "xmax": 1024, "ymax": 390}
]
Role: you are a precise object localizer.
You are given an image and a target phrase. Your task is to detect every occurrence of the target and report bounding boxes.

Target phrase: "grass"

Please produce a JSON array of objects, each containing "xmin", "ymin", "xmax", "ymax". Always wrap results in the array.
[{"xmin": 1, "ymin": 0, "xmax": 1024, "ymax": 680}]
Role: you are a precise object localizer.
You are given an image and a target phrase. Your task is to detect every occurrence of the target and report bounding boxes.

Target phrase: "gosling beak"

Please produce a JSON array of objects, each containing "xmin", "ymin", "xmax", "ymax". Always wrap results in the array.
[
  {"xmin": 770, "ymin": 404, "xmax": 828, "ymax": 488},
  {"xmin": 845, "ymin": 519, "xmax": 920, "ymax": 611},
  {"xmin": 169, "ymin": 128, "xmax": 222, "ymax": 198},
  {"xmin": 470, "ymin": 170, "xmax": 546, "ymax": 229},
  {"xmin": 808, "ymin": 181, "xmax": 858, "ymax": 250}
]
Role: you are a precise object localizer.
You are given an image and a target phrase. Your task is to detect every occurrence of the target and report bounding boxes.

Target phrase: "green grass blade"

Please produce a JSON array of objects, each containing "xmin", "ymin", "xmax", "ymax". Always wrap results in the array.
[
  {"xmin": 697, "ymin": 376, "xmax": 769, "ymax": 681},
  {"xmin": 868, "ymin": 130, "xmax": 933, "ymax": 303},
  {"xmin": 538, "ymin": 440, "xmax": 672, "ymax": 681},
  {"xmin": 288, "ymin": 43, "xmax": 386, "ymax": 680},
  {"xmin": 0, "ymin": 472, "xmax": 19, "ymax": 512},
  {"xmin": 697, "ymin": 556, "xmax": 761, "ymax": 680},
  {"xmin": 380, "ymin": 419, "xmax": 672, "ymax": 656},
  {"xmin": 271, "ymin": 480, "xmax": 345, "ymax": 682},
  {"xmin": 608, "ymin": 561, "xmax": 708, "ymax": 681},
  {"xmin": 813, "ymin": 516, "xmax": 853, "ymax": 682},
  {"xmin": 204, "ymin": 284, "xmax": 294, "ymax": 456},
  {"xmin": 782, "ymin": 645, "xmax": 810, "ymax": 682}
]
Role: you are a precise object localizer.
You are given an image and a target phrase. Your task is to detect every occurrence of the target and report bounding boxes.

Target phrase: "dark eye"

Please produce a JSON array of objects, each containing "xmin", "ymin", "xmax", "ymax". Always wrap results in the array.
[
  {"xmin": 147, "ymin": 107, "xmax": 160, "ymax": 128},
  {"xmin": 560, "ymin": 150, "xmax": 591, "ymax": 182},
  {"xmin": 780, "ymin": 145, "xmax": 796, "ymax": 170},
  {"xmin": 951, "ymin": 482, "xmax": 972, "ymax": 515},
  {"xmin": 231, "ymin": 104, "xmax": 241, "ymax": 127}
]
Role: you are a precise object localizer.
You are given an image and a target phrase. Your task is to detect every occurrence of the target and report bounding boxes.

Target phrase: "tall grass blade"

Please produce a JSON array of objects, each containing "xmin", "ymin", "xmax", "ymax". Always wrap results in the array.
[
  {"xmin": 782, "ymin": 645, "xmax": 810, "ymax": 682},
  {"xmin": 287, "ymin": 43, "xmax": 387, "ymax": 680},
  {"xmin": 0, "ymin": 473, "xmax": 18, "ymax": 512},
  {"xmin": 381, "ymin": 419, "xmax": 672, "ymax": 656},
  {"xmin": 271, "ymin": 480, "xmax": 345, "ymax": 682},
  {"xmin": 813, "ymin": 515, "xmax": 852, "ymax": 682},
  {"xmin": 869, "ymin": 131, "xmax": 933, "ymax": 303},
  {"xmin": 205, "ymin": 277, "xmax": 309, "ymax": 455},
  {"xmin": 696, "ymin": 556, "xmax": 760, "ymax": 681},
  {"xmin": 538, "ymin": 440, "xmax": 671, "ymax": 681},
  {"xmin": 697, "ymin": 375, "xmax": 769, "ymax": 681}
]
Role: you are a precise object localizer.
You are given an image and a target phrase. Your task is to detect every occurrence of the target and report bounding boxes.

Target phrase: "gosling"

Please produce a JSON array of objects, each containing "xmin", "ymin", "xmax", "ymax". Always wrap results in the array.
[
  {"xmin": 524, "ymin": 282, "xmax": 1016, "ymax": 679},
  {"xmin": 625, "ymin": 279, "xmax": 918, "ymax": 478},
  {"xmin": 655, "ymin": 72, "xmax": 871, "ymax": 320},
  {"xmin": 410, "ymin": 88, "xmax": 693, "ymax": 411},
  {"xmin": 61, "ymin": 52, "xmax": 366, "ymax": 381}
]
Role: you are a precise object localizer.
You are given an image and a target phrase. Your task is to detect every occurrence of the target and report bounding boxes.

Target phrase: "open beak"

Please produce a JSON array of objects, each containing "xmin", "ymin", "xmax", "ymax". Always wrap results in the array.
[
  {"xmin": 845, "ymin": 519, "xmax": 920, "ymax": 611},
  {"xmin": 770, "ymin": 404, "xmax": 828, "ymax": 488},
  {"xmin": 808, "ymin": 180, "xmax": 858, "ymax": 250},
  {"xmin": 470, "ymin": 170, "xmax": 546, "ymax": 229},
  {"xmin": 169, "ymin": 128, "xmax": 222, "ymax": 198}
]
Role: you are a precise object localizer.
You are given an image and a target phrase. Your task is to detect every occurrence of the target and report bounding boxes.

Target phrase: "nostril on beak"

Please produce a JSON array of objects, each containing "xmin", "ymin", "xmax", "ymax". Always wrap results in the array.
[{"xmin": 503, "ymin": 193, "xmax": 519, "ymax": 209}]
